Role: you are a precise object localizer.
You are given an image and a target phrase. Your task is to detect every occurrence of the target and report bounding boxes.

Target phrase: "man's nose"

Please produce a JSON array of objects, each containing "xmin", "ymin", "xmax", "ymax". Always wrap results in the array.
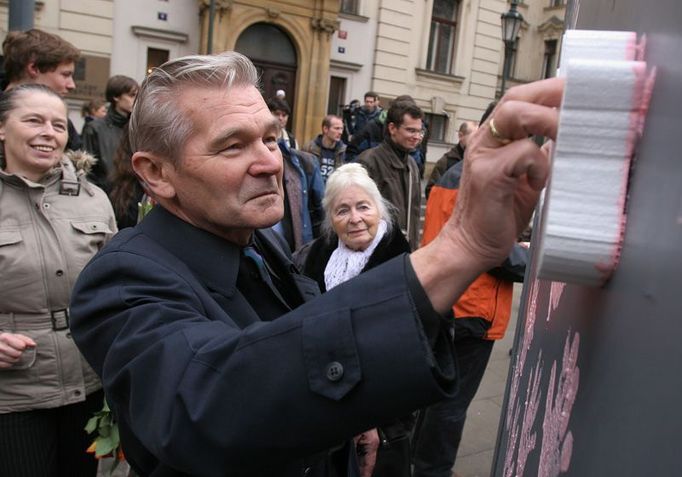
[
  {"xmin": 250, "ymin": 143, "xmax": 282, "ymax": 175},
  {"xmin": 66, "ymin": 77, "xmax": 76, "ymax": 91}
]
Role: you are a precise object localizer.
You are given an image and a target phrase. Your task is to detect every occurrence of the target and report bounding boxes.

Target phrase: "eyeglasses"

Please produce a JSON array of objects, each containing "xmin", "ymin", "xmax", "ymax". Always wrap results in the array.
[{"xmin": 400, "ymin": 126, "xmax": 425, "ymax": 137}]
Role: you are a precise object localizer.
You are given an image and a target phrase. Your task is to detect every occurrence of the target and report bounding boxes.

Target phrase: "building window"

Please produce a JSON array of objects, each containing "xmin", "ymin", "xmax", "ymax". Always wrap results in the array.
[
  {"xmin": 340, "ymin": 0, "xmax": 359, "ymax": 15},
  {"xmin": 146, "ymin": 48, "xmax": 169, "ymax": 75},
  {"xmin": 424, "ymin": 113, "xmax": 448, "ymax": 142},
  {"xmin": 542, "ymin": 39, "xmax": 558, "ymax": 78},
  {"xmin": 549, "ymin": 0, "xmax": 565, "ymax": 6},
  {"xmin": 426, "ymin": 0, "xmax": 460, "ymax": 74}
]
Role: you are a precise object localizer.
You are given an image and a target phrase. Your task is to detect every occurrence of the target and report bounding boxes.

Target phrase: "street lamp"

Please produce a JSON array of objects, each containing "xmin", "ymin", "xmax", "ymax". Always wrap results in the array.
[{"xmin": 500, "ymin": 0, "xmax": 524, "ymax": 96}]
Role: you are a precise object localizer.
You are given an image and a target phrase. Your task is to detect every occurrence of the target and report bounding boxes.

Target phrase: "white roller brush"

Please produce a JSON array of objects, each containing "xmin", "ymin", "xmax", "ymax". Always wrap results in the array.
[{"xmin": 536, "ymin": 30, "xmax": 656, "ymax": 286}]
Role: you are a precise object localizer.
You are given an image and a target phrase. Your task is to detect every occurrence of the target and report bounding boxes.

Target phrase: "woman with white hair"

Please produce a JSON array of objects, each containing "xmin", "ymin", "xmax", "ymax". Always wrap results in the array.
[{"xmin": 295, "ymin": 163, "xmax": 412, "ymax": 477}]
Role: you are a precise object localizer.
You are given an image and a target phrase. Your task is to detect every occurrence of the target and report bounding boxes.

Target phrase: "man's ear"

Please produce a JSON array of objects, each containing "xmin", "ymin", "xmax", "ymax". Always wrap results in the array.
[
  {"xmin": 131, "ymin": 151, "xmax": 177, "ymax": 200},
  {"xmin": 387, "ymin": 122, "xmax": 398, "ymax": 137},
  {"xmin": 26, "ymin": 62, "xmax": 40, "ymax": 79},
  {"xmin": 0, "ymin": 123, "xmax": 5, "ymax": 142}
]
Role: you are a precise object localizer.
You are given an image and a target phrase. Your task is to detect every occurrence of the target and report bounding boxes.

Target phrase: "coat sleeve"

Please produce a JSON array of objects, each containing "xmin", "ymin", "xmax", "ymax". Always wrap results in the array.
[
  {"xmin": 69, "ymin": 250, "xmax": 456, "ymax": 475},
  {"xmin": 307, "ymin": 162, "xmax": 325, "ymax": 239}
]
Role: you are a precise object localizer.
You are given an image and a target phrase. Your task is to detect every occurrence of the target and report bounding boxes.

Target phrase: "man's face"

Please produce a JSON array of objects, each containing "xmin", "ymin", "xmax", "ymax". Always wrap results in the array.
[
  {"xmin": 32, "ymin": 61, "xmax": 76, "ymax": 96},
  {"xmin": 458, "ymin": 122, "xmax": 478, "ymax": 148},
  {"xmin": 272, "ymin": 109, "xmax": 289, "ymax": 129},
  {"xmin": 162, "ymin": 85, "xmax": 284, "ymax": 244},
  {"xmin": 388, "ymin": 114, "xmax": 423, "ymax": 151},
  {"xmin": 364, "ymin": 96, "xmax": 378, "ymax": 112},
  {"xmin": 322, "ymin": 117, "xmax": 344, "ymax": 143}
]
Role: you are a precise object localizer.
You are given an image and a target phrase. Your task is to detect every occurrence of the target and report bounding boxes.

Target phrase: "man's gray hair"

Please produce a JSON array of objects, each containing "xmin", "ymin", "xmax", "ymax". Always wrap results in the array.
[
  {"xmin": 322, "ymin": 163, "xmax": 394, "ymax": 237},
  {"xmin": 129, "ymin": 51, "xmax": 260, "ymax": 163}
]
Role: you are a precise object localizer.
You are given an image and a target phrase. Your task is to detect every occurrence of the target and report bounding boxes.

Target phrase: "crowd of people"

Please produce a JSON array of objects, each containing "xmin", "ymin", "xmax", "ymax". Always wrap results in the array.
[{"xmin": 0, "ymin": 27, "xmax": 560, "ymax": 477}]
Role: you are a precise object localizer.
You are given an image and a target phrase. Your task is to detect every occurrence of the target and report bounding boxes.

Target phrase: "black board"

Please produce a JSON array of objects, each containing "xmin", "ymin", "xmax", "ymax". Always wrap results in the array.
[{"xmin": 491, "ymin": 1, "xmax": 682, "ymax": 475}]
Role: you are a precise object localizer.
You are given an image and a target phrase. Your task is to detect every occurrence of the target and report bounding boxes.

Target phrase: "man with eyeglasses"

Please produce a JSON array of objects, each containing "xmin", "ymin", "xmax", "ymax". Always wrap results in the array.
[{"xmin": 357, "ymin": 99, "xmax": 424, "ymax": 249}]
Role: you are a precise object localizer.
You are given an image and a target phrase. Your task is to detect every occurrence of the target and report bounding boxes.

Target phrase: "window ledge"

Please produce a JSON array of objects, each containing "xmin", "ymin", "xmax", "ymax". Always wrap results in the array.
[
  {"xmin": 131, "ymin": 26, "xmax": 189, "ymax": 43},
  {"xmin": 415, "ymin": 68, "xmax": 465, "ymax": 85},
  {"xmin": 543, "ymin": 5, "xmax": 567, "ymax": 12},
  {"xmin": 339, "ymin": 12, "xmax": 370, "ymax": 23},
  {"xmin": 428, "ymin": 139, "xmax": 455, "ymax": 147},
  {"xmin": 330, "ymin": 59, "xmax": 363, "ymax": 72}
]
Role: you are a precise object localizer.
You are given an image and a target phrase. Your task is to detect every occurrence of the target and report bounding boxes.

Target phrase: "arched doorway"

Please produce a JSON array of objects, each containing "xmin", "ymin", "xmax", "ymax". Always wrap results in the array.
[{"xmin": 235, "ymin": 23, "xmax": 297, "ymax": 125}]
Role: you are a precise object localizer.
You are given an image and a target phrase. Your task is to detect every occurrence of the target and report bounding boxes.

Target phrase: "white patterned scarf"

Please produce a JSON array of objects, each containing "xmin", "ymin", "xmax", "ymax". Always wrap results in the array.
[{"xmin": 324, "ymin": 220, "xmax": 388, "ymax": 290}]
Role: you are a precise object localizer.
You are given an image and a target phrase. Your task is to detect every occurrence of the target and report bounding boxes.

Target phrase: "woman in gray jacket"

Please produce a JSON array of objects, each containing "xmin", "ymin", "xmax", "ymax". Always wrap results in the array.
[{"xmin": 0, "ymin": 84, "xmax": 117, "ymax": 476}]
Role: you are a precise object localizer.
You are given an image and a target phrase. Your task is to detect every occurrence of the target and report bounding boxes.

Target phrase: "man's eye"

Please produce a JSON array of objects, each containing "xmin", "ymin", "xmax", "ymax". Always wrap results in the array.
[
  {"xmin": 223, "ymin": 143, "xmax": 242, "ymax": 152},
  {"xmin": 54, "ymin": 123, "xmax": 67, "ymax": 132}
]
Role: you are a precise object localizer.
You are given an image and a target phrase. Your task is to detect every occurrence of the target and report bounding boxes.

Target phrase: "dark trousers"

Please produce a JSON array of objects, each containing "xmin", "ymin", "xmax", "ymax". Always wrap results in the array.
[
  {"xmin": 0, "ymin": 389, "xmax": 103, "ymax": 477},
  {"xmin": 412, "ymin": 336, "xmax": 494, "ymax": 477}
]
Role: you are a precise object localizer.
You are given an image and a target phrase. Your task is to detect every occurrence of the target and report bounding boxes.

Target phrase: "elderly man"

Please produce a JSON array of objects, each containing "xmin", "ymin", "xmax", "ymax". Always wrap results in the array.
[
  {"xmin": 302, "ymin": 114, "xmax": 346, "ymax": 183},
  {"xmin": 69, "ymin": 52, "xmax": 562, "ymax": 477}
]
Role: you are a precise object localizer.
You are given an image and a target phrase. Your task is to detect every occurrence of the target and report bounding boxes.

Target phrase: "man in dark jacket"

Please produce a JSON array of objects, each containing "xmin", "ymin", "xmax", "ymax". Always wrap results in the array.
[
  {"xmin": 413, "ymin": 160, "xmax": 528, "ymax": 477},
  {"xmin": 424, "ymin": 121, "xmax": 477, "ymax": 199},
  {"xmin": 301, "ymin": 114, "xmax": 347, "ymax": 183},
  {"xmin": 83, "ymin": 75, "xmax": 139, "ymax": 190},
  {"xmin": 68, "ymin": 51, "xmax": 562, "ymax": 477},
  {"xmin": 357, "ymin": 100, "xmax": 424, "ymax": 249},
  {"xmin": 351, "ymin": 91, "xmax": 382, "ymax": 137},
  {"xmin": 274, "ymin": 140, "xmax": 325, "ymax": 252},
  {"xmin": 268, "ymin": 96, "xmax": 298, "ymax": 150}
]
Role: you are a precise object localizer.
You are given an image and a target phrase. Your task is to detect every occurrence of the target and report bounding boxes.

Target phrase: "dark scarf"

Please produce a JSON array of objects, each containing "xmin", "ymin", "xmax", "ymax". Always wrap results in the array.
[
  {"xmin": 299, "ymin": 227, "xmax": 410, "ymax": 293},
  {"xmin": 106, "ymin": 107, "xmax": 130, "ymax": 128}
]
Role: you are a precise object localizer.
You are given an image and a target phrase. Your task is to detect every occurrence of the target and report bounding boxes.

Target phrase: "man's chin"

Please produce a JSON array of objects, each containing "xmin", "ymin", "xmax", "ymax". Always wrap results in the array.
[{"xmin": 249, "ymin": 200, "xmax": 284, "ymax": 227}]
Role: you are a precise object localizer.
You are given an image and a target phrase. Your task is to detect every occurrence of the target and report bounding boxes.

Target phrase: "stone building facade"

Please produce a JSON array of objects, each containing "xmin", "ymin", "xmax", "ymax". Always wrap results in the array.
[{"xmin": 0, "ymin": 0, "xmax": 565, "ymax": 162}]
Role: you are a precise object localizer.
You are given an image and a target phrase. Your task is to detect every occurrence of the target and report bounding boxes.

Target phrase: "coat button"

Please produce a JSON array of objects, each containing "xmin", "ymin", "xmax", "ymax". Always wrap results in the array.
[
  {"xmin": 303, "ymin": 466, "xmax": 312, "ymax": 476},
  {"xmin": 325, "ymin": 361, "xmax": 344, "ymax": 382},
  {"xmin": 56, "ymin": 270, "xmax": 64, "ymax": 277}
]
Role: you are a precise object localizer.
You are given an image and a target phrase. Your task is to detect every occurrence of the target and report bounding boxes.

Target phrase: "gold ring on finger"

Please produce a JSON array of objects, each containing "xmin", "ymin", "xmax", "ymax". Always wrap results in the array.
[{"xmin": 489, "ymin": 118, "xmax": 512, "ymax": 145}]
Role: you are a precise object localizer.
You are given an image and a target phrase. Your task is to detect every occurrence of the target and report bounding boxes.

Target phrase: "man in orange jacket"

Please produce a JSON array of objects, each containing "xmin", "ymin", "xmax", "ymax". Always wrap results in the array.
[{"xmin": 412, "ymin": 158, "xmax": 528, "ymax": 477}]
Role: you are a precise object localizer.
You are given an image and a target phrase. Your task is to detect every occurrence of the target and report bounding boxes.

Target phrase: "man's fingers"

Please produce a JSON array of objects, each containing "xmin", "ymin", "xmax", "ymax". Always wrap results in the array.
[
  {"xmin": 501, "ymin": 139, "xmax": 551, "ymax": 190},
  {"xmin": 477, "ymin": 102, "xmax": 560, "ymax": 150},
  {"xmin": 499, "ymin": 77, "xmax": 565, "ymax": 109}
]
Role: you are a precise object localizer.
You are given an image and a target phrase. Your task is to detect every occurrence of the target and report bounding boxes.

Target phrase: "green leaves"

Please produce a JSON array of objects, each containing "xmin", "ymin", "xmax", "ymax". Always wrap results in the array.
[{"xmin": 84, "ymin": 397, "xmax": 123, "ymax": 463}]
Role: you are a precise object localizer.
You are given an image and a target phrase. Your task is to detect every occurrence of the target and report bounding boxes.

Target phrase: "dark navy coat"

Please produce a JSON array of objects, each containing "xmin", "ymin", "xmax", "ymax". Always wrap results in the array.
[{"xmin": 70, "ymin": 206, "xmax": 457, "ymax": 476}]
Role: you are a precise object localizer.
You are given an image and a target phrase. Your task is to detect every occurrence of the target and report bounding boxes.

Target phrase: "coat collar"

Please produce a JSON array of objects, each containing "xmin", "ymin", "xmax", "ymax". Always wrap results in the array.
[
  {"xmin": 138, "ymin": 206, "xmax": 242, "ymax": 297},
  {"xmin": 378, "ymin": 140, "xmax": 410, "ymax": 170}
]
